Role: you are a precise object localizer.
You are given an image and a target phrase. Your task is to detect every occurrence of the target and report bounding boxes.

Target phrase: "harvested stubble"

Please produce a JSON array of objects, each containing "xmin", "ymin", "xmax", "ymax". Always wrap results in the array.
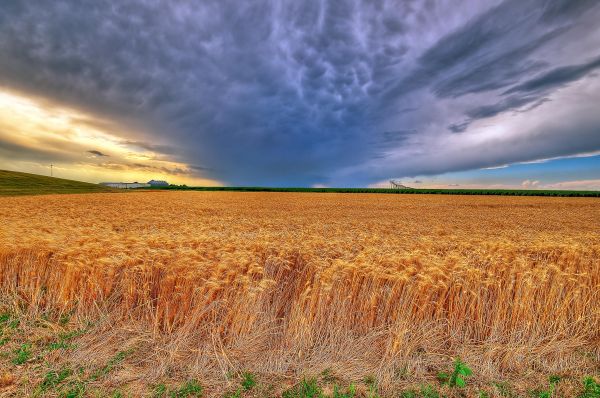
[{"xmin": 0, "ymin": 192, "xmax": 599, "ymax": 393}]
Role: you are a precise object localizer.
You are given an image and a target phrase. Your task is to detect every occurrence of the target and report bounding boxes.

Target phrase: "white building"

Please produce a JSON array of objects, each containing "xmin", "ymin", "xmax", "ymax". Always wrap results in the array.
[
  {"xmin": 100, "ymin": 182, "xmax": 150, "ymax": 189},
  {"xmin": 147, "ymin": 179, "xmax": 169, "ymax": 186}
]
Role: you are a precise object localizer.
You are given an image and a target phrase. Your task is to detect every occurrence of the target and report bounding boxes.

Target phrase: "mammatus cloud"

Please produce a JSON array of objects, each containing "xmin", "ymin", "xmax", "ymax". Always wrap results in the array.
[{"xmin": 0, "ymin": 0, "xmax": 599, "ymax": 186}]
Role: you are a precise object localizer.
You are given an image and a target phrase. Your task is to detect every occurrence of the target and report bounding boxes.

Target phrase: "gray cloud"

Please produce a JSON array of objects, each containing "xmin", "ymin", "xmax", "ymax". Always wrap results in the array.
[
  {"xmin": 121, "ymin": 140, "xmax": 177, "ymax": 155},
  {"xmin": 448, "ymin": 121, "xmax": 470, "ymax": 134},
  {"xmin": 0, "ymin": 0, "xmax": 599, "ymax": 186},
  {"xmin": 99, "ymin": 161, "xmax": 193, "ymax": 176},
  {"xmin": 504, "ymin": 55, "xmax": 600, "ymax": 95},
  {"xmin": 381, "ymin": 0, "xmax": 578, "ymax": 102},
  {"xmin": 456, "ymin": 55, "xmax": 600, "ymax": 129},
  {"xmin": 87, "ymin": 150, "xmax": 108, "ymax": 157},
  {"xmin": 466, "ymin": 95, "xmax": 540, "ymax": 120},
  {"xmin": 349, "ymin": 98, "xmax": 600, "ymax": 183},
  {"xmin": 0, "ymin": 137, "xmax": 68, "ymax": 163}
]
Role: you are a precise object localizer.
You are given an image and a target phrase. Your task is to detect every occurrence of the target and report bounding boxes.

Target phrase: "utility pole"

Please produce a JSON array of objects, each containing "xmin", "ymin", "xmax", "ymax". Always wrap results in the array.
[{"xmin": 50, "ymin": 164, "xmax": 53, "ymax": 177}]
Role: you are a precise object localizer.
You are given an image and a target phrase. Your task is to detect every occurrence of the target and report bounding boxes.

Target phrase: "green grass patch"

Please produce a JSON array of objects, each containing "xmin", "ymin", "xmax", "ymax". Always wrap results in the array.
[
  {"xmin": 47, "ymin": 340, "xmax": 75, "ymax": 351},
  {"xmin": 0, "ymin": 169, "xmax": 114, "ymax": 196},
  {"xmin": 494, "ymin": 381, "xmax": 518, "ymax": 397},
  {"xmin": 168, "ymin": 380, "xmax": 203, "ymax": 398},
  {"xmin": 222, "ymin": 372, "xmax": 258, "ymax": 398},
  {"xmin": 400, "ymin": 385, "xmax": 442, "ymax": 398},
  {"xmin": 143, "ymin": 184, "xmax": 600, "ymax": 197},
  {"xmin": 0, "ymin": 313, "xmax": 10, "ymax": 324},
  {"xmin": 151, "ymin": 380, "xmax": 203, "ymax": 398},
  {"xmin": 283, "ymin": 379, "xmax": 323, "ymax": 398},
  {"xmin": 90, "ymin": 349, "xmax": 133, "ymax": 381},
  {"xmin": 241, "ymin": 372, "xmax": 257, "ymax": 391},
  {"xmin": 12, "ymin": 342, "xmax": 32, "ymax": 365},
  {"xmin": 152, "ymin": 383, "xmax": 168, "ymax": 398},
  {"xmin": 36, "ymin": 367, "xmax": 72, "ymax": 394},
  {"xmin": 47, "ymin": 328, "xmax": 86, "ymax": 351},
  {"xmin": 332, "ymin": 384, "xmax": 356, "ymax": 398},
  {"xmin": 529, "ymin": 375, "xmax": 561, "ymax": 398},
  {"xmin": 61, "ymin": 380, "xmax": 86, "ymax": 398},
  {"xmin": 579, "ymin": 376, "xmax": 600, "ymax": 398}
]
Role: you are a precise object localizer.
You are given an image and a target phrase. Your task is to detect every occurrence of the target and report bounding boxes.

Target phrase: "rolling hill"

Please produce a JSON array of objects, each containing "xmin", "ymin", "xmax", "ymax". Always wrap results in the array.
[{"xmin": 0, "ymin": 169, "xmax": 114, "ymax": 196}]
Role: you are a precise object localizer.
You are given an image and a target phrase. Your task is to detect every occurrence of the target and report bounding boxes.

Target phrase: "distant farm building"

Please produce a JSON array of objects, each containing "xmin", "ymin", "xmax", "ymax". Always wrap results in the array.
[
  {"xmin": 100, "ymin": 182, "xmax": 150, "ymax": 189},
  {"xmin": 389, "ymin": 180, "xmax": 413, "ymax": 189},
  {"xmin": 147, "ymin": 180, "xmax": 169, "ymax": 187}
]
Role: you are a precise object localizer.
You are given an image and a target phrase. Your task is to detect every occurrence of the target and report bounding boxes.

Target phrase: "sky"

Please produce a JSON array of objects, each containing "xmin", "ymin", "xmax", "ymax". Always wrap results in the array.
[{"xmin": 0, "ymin": 0, "xmax": 600, "ymax": 189}]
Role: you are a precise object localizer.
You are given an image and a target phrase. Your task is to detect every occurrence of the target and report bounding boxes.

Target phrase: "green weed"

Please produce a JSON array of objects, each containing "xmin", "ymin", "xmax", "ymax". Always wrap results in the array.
[
  {"xmin": 530, "ymin": 375, "xmax": 561, "ymax": 398},
  {"xmin": 362, "ymin": 375, "xmax": 379, "ymax": 398},
  {"xmin": 494, "ymin": 381, "xmax": 517, "ymax": 397},
  {"xmin": 12, "ymin": 343, "xmax": 32, "ymax": 365},
  {"xmin": 47, "ymin": 329, "xmax": 85, "ymax": 351},
  {"xmin": 90, "ymin": 349, "xmax": 133, "ymax": 380},
  {"xmin": 363, "ymin": 375, "xmax": 376, "ymax": 388},
  {"xmin": 399, "ymin": 389, "xmax": 417, "ymax": 398},
  {"xmin": 420, "ymin": 384, "xmax": 440, "ymax": 398},
  {"xmin": 61, "ymin": 380, "xmax": 86, "ymax": 398},
  {"xmin": 241, "ymin": 372, "xmax": 256, "ymax": 391},
  {"xmin": 9, "ymin": 319, "xmax": 19, "ymax": 329},
  {"xmin": 282, "ymin": 379, "xmax": 323, "ymax": 398},
  {"xmin": 37, "ymin": 367, "xmax": 72, "ymax": 393},
  {"xmin": 223, "ymin": 388, "xmax": 241, "ymax": 398},
  {"xmin": 321, "ymin": 368, "xmax": 335, "ymax": 383},
  {"xmin": 579, "ymin": 376, "xmax": 600, "ymax": 398},
  {"xmin": 332, "ymin": 384, "xmax": 356, "ymax": 398},
  {"xmin": 152, "ymin": 383, "xmax": 168, "ymax": 398},
  {"xmin": 59, "ymin": 313, "xmax": 71, "ymax": 326},
  {"xmin": 48, "ymin": 340, "xmax": 75, "ymax": 351},
  {"xmin": 0, "ymin": 313, "xmax": 18, "ymax": 332},
  {"xmin": 168, "ymin": 380, "xmax": 203, "ymax": 398},
  {"xmin": 400, "ymin": 384, "xmax": 440, "ymax": 398},
  {"xmin": 437, "ymin": 358, "xmax": 472, "ymax": 388}
]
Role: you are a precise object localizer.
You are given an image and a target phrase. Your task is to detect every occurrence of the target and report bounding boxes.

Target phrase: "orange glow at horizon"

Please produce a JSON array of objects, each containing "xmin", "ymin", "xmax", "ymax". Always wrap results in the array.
[{"xmin": 0, "ymin": 88, "xmax": 220, "ymax": 186}]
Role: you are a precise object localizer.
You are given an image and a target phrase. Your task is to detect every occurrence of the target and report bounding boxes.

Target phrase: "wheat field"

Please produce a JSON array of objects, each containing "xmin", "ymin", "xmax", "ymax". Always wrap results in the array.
[{"xmin": 0, "ymin": 192, "xmax": 599, "ymax": 396}]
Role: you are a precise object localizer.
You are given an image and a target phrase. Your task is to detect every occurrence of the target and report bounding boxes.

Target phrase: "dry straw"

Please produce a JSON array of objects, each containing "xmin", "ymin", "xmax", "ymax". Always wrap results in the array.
[{"xmin": 0, "ymin": 192, "xmax": 598, "ymax": 393}]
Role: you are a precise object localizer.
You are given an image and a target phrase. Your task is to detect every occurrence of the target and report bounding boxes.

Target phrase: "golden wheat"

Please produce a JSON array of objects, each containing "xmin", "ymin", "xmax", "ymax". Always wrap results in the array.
[{"xmin": 0, "ymin": 192, "xmax": 599, "ymax": 395}]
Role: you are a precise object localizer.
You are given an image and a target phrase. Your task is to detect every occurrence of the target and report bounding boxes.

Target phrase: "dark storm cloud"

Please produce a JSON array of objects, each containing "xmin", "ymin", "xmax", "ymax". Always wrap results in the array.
[
  {"xmin": 466, "ymin": 95, "xmax": 541, "ymax": 120},
  {"xmin": 453, "ymin": 55, "xmax": 600, "ymax": 131},
  {"xmin": 355, "ymin": 113, "xmax": 600, "ymax": 183},
  {"xmin": 0, "ymin": 0, "xmax": 599, "ymax": 185},
  {"xmin": 504, "ymin": 55, "xmax": 600, "ymax": 95},
  {"xmin": 189, "ymin": 165, "xmax": 213, "ymax": 172},
  {"xmin": 381, "ymin": 0, "xmax": 571, "ymax": 102}
]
